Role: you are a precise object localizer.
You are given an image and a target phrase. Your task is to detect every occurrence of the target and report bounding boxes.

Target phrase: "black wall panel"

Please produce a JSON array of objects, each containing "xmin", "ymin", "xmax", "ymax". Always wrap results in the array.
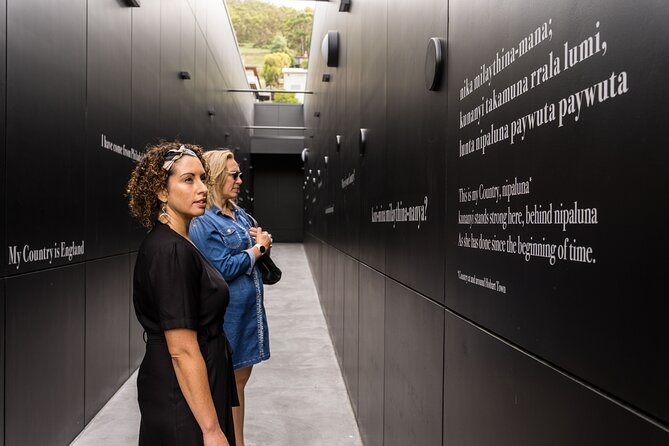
[
  {"xmin": 384, "ymin": 0, "xmax": 447, "ymax": 302},
  {"xmin": 315, "ymin": 240, "xmax": 325, "ymax": 313},
  {"xmin": 131, "ymin": 0, "xmax": 161, "ymax": 151},
  {"xmin": 0, "ymin": 279, "xmax": 5, "ymax": 446},
  {"xmin": 303, "ymin": 234, "xmax": 315, "ymax": 277},
  {"xmin": 326, "ymin": 245, "xmax": 336, "ymax": 337},
  {"xmin": 208, "ymin": 0, "xmax": 247, "ymax": 150},
  {"xmin": 304, "ymin": 235, "xmax": 322, "ymax": 294},
  {"xmin": 445, "ymin": 0, "xmax": 669, "ymax": 425},
  {"xmin": 332, "ymin": 5, "xmax": 361, "ymax": 260},
  {"xmin": 356, "ymin": 0, "xmax": 387, "ymax": 273},
  {"xmin": 85, "ymin": 255, "xmax": 131, "ymax": 424},
  {"xmin": 178, "ymin": 0, "xmax": 197, "ymax": 142},
  {"xmin": 251, "ymin": 154, "xmax": 304, "ymax": 242},
  {"xmin": 324, "ymin": 21, "xmax": 341, "ymax": 250},
  {"xmin": 192, "ymin": 0, "xmax": 207, "ymax": 33},
  {"xmin": 192, "ymin": 27, "xmax": 208, "ymax": 144},
  {"xmin": 6, "ymin": 0, "xmax": 87, "ymax": 276},
  {"xmin": 159, "ymin": 0, "xmax": 184, "ymax": 140},
  {"xmin": 310, "ymin": 4, "xmax": 336, "ymax": 243},
  {"xmin": 85, "ymin": 1, "xmax": 133, "ymax": 259},
  {"xmin": 206, "ymin": 50, "xmax": 223, "ymax": 149},
  {"xmin": 130, "ymin": 12, "xmax": 164, "ymax": 252},
  {"xmin": 204, "ymin": 1, "xmax": 232, "ymax": 88},
  {"xmin": 342, "ymin": 255, "xmax": 359, "ymax": 415},
  {"xmin": 384, "ymin": 280, "xmax": 444, "ymax": 446},
  {"xmin": 315, "ymin": 238, "xmax": 323, "ymax": 286},
  {"xmin": 0, "ymin": 0, "xmax": 6, "ymax": 283},
  {"xmin": 316, "ymin": 118, "xmax": 335, "ymax": 244},
  {"xmin": 6, "ymin": 265, "xmax": 85, "ymax": 446},
  {"xmin": 207, "ymin": 0, "xmax": 253, "ymax": 154},
  {"xmin": 219, "ymin": 89, "xmax": 234, "ymax": 149},
  {"xmin": 321, "ymin": 242, "xmax": 331, "ymax": 325},
  {"xmin": 357, "ymin": 264, "xmax": 385, "ymax": 446},
  {"xmin": 314, "ymin": 240, "xmax": 324, "ymax": 302},
  {"xmin": 329, "ymin": 10, "xmax": 348, "ymax": 253},
  {"xmin": 302, "ymin": 106, "xmax": 322, "ymax": 239},
  {"xmin": 332, "ymin": 249, "xmax": 345, "ymax": 361},
  {"xmin": 129, "ymin": 0, "xmax": 162, "ymax": 250},
  {"xmin": 444, "ymin": 311, "xmax": 669, "ymax": 445},
  {"xmin": 301, "ymin": 21, "xmax": 316, "ymax": 240}
]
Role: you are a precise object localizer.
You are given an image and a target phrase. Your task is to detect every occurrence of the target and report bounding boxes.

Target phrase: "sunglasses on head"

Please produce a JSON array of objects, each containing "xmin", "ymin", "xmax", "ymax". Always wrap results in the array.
[{"xmin": 227, "ymin": 170, "xmax": 242, "ymax": 181}]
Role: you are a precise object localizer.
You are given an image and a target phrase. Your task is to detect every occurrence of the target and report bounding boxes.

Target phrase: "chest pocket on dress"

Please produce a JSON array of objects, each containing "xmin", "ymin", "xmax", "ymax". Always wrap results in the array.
[{"xmin": 218, "ymin": 226, "xmax": 243, "ymax": 249}]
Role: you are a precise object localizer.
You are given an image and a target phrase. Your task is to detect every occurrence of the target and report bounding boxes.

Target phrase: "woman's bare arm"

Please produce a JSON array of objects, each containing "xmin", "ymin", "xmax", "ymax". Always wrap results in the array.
[{"xmin": 165, "ymin": 328, "xmax": 230, "ymax": 446}]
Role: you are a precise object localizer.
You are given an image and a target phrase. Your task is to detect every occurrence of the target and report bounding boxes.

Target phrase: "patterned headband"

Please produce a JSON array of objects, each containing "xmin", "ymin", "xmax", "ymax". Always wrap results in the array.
[{"xmin": 162, "ymin": 145, "xmax": 197, "ymax": 172}]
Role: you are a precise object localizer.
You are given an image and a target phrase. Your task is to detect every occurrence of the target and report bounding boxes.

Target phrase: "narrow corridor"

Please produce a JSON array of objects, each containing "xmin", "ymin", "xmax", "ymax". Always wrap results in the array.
[{"xmin": 71, "ymin": 244, "xmax": 362, "ymax": 446}]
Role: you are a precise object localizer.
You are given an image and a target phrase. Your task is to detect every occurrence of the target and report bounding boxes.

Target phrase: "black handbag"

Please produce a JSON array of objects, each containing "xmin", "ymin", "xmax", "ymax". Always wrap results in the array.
[
  {"xmin": 257, "ymin": 254, "xmax": 282, "ymax": 285},
  {"xmin": 246, "ymin": 213, "xmax": 282, "ymax": 285}
]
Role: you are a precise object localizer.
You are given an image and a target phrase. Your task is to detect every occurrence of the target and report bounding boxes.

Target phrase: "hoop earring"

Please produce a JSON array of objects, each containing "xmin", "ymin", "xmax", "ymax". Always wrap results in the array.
[{"xmin": 158, "ymin": 201, "xmax": 170, "ymax": 224}]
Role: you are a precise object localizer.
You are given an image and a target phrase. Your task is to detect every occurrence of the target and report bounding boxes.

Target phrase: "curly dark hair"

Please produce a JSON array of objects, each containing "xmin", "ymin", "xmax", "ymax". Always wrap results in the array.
[{"xmin": 126, "ymin": 141, "xmax": 209, "ymax": 229}]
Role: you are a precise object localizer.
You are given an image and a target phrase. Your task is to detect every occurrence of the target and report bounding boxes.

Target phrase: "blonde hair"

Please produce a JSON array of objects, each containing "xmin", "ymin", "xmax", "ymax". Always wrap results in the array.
[{"xmin": 203, "ymin": 149, "xmax": 236, "ymax": 210}]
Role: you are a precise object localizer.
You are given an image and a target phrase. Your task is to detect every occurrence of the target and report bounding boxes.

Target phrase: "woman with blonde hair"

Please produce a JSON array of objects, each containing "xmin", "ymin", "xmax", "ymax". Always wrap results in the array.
[{"xmin": 189, "ymin": 149, "xmax": 272, "ymax": 446}]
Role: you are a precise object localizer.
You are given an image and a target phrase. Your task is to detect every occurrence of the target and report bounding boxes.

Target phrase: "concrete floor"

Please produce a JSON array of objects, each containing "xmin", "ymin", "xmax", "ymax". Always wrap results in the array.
[{"xmin": 71, "ymin": 243, "xmax": 362, "ymax": 446}]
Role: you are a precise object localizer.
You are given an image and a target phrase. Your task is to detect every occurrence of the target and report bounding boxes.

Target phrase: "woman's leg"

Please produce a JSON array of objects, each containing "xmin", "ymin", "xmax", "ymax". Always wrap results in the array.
[{"xmin": 233, "ymin": 366, "xmax": 253, "ymax": 446}]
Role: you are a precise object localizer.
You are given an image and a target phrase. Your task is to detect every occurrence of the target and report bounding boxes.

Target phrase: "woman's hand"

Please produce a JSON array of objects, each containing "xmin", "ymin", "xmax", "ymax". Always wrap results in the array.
[
  {"xmin": 203, "ymin": 429, "xmax": 230, "ymax": 446},
  {"xmin": 253, "ymin": 226, "xmax": 272, "ymax": 249}
]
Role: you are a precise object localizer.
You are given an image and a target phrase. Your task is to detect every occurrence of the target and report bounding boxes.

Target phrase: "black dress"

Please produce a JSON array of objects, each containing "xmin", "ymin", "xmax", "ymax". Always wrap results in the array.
[{"xmin": 133, "ymin": 223, "xmax": 238, "ymax": 446}]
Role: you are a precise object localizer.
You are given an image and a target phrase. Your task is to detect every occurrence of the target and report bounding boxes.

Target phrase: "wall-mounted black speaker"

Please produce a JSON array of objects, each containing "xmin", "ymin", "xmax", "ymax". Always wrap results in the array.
[
  {"xmin": 425, "ymin": 37, "xmax": 445, "ymax": 91},
  {"xmin": 339, "ymin": 0, "xmax": 351, "ymax": 12},
  {"xmin": 321, "ymin": 31, "xmax": 340, "ymax": 68}
]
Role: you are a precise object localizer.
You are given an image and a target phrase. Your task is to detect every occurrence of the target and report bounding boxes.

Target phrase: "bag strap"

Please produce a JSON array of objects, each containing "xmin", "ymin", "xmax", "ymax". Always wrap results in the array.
[{"xmin": 244, "ymin": 211, "xmax": 259, "ymax": 228}]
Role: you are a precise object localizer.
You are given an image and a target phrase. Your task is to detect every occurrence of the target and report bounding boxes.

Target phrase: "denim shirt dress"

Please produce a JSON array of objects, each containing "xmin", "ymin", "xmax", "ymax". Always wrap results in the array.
[{"xmin": 189, "ymin": 205, "xmax": 270, "ymax": 370}]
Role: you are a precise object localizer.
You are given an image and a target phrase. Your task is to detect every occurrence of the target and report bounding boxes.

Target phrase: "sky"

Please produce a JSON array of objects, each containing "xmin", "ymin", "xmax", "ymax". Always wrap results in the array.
[{"xmin": 257, "ymin": 0, "xmax": 316, "ymax": 10}]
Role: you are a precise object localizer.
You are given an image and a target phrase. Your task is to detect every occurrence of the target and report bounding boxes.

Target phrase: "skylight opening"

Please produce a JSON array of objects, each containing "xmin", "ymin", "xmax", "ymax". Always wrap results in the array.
[{"xmin": 227, "ymin": 0, "xmax": 316, "ymax": 103}]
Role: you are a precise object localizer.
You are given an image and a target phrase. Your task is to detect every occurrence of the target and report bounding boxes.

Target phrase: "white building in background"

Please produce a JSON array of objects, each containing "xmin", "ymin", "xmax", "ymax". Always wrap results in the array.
[
  {"xmin": 245, "ymin": 66, "xmax": 261, "ymax": 90},
  {"xmin": 282, "ymin": 67, "xmax": 308, "ymax": 103},
  {"xmin": 245, "ymin": 66, "xmax": 271, "ymax": 101}
]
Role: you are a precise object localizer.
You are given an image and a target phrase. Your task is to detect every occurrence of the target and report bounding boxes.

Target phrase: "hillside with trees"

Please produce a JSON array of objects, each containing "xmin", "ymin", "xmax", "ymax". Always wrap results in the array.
[
  {"xmin": 228, "ymin": 0, "xmax": 313, "ymax": 56},
  {"xmin": 227, "ymin": 0, "xmax": 313, "ymax": 102}
]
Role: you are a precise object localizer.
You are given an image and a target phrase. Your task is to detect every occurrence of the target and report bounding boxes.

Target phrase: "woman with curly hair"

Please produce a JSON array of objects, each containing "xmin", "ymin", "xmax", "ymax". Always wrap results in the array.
[{"xmin": 127, "ymin": 141, "xmax": 237, "ymax": 446}]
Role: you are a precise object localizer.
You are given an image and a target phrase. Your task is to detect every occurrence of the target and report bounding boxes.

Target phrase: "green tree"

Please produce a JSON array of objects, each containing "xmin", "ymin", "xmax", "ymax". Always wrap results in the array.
[
  {"xmin": 269, "ymin": 33, "xmax": 290, "ymax": 54},
  {"xmin": 285, "ymin": 10, "xmax": 313, "ymax": 56},
  {"xmin": 228, "ymin": 0, "xmax": 314, "ymax": 55},
  {"xmin": 261, "ymin": 52, "xmax": 292, "ymax": 87},
  {"xmin": 228, "ymin": 0, "xmax": 301, "ymax": 48},
  {"xmin": 273, "ymin": 91, "xmax": 299, "ymax": 104}
]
